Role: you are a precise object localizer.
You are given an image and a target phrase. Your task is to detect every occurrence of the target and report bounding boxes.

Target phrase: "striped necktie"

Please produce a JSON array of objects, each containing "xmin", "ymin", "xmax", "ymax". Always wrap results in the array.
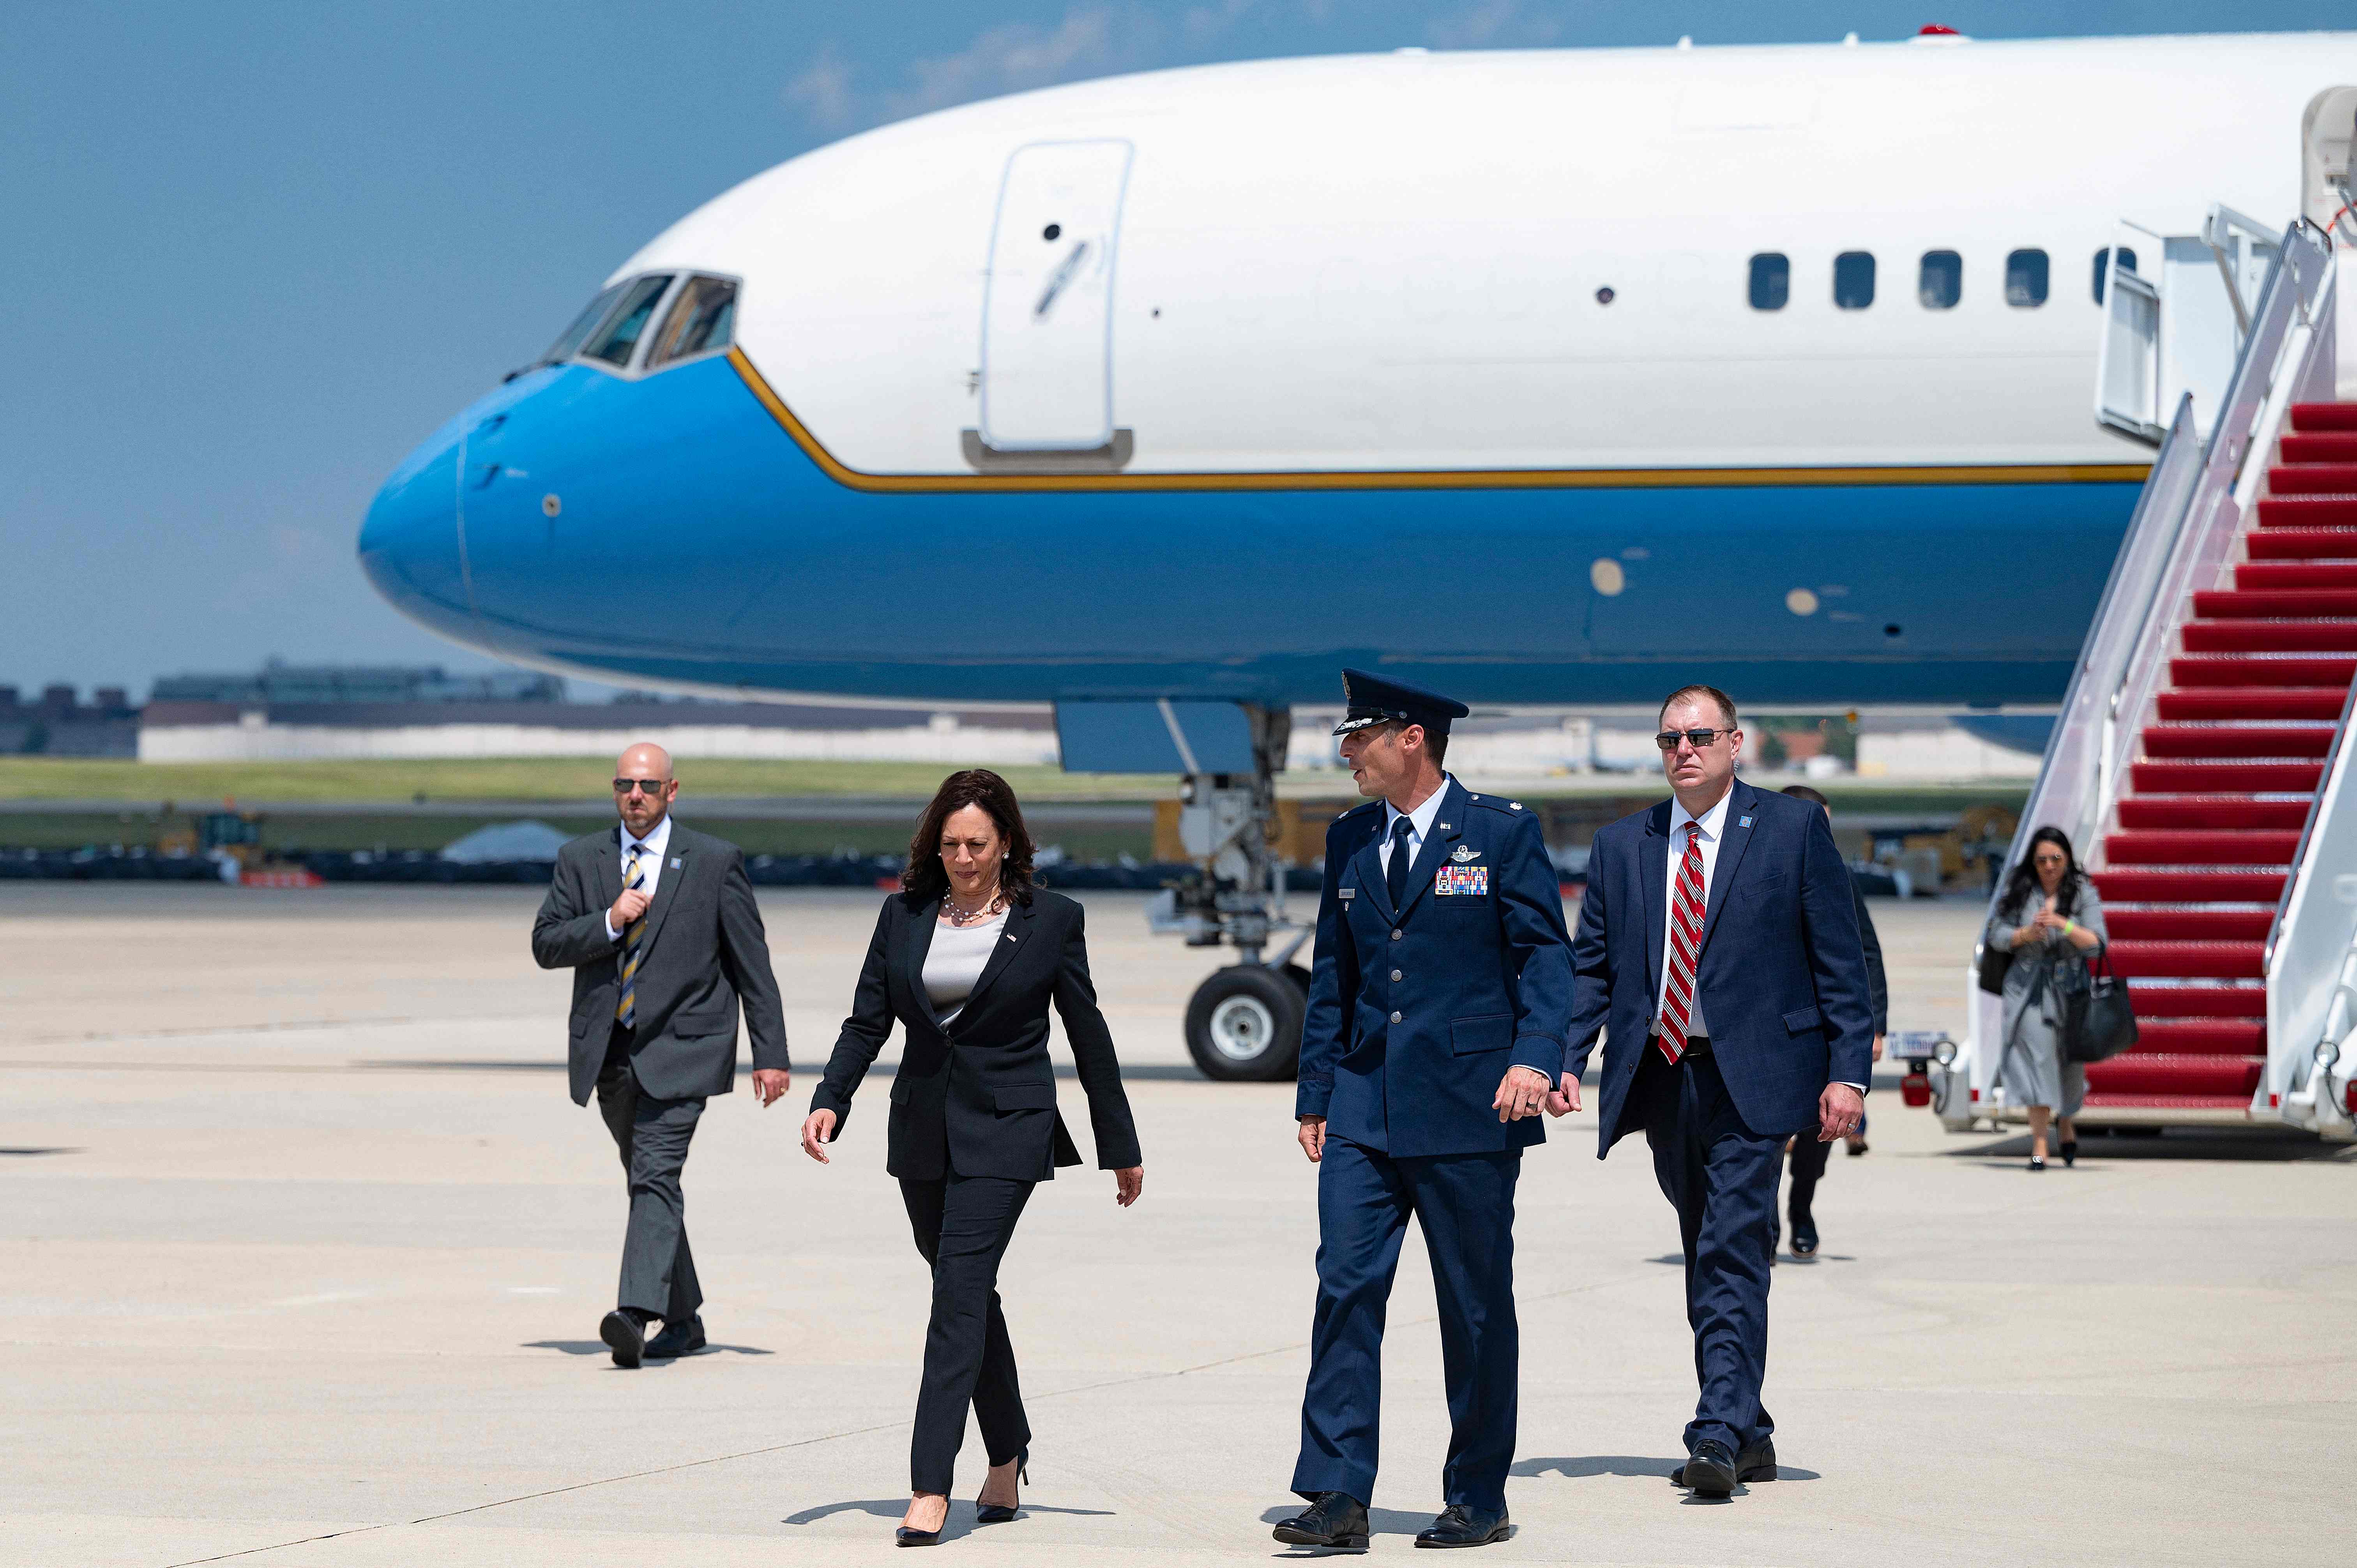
[
  {"xmin": 614, "ymin": 846, "xmax": 649, "ymax": 1026},
  {"xmin": 1657, "ymin": 823, "xmax": 1705, "ymax": 1064}
]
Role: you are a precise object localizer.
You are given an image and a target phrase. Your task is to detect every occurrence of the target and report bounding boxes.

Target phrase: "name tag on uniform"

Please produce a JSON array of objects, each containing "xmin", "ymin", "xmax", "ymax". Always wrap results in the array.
[
  {"xmin": 1435, "ymin": 865, "xmax": 1489, "ymax": 896},
  {"xmin": 1339, "ymin": 886, "xmax": 1357, "ymax": 901}
]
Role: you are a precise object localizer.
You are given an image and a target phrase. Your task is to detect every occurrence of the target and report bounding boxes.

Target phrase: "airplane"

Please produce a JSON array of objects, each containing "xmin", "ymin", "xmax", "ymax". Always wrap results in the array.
[{"xmin": 359, "ymin": 29, "xmax": 2357, "ymax": 1074}]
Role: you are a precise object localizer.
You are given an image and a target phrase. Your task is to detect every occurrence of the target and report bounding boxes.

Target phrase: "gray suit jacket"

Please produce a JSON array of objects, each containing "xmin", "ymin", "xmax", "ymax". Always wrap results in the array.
[{"xmin": 531, "ymin": 821, "xmax": 789, "ymax": 1105}]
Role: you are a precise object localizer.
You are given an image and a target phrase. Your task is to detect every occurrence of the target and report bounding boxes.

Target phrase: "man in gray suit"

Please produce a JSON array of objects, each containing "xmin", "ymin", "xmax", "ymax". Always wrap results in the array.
[{"xmin": 532, "ymin": 743, "xmax": 790, "ymax": 1367}]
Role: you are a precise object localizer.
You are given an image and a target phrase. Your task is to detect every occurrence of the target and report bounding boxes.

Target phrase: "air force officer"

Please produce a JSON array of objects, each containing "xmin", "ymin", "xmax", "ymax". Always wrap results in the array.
[{"xmin": 1274, "ymin": 671, "xmax": 1574, "ymax": 1552}]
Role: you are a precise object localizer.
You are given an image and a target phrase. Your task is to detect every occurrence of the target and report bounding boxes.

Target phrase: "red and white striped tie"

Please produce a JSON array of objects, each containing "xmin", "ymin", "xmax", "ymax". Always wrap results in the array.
[{"xmin": 1658, "ymin": 823, "xmax": 1705, "ymax": 1064}]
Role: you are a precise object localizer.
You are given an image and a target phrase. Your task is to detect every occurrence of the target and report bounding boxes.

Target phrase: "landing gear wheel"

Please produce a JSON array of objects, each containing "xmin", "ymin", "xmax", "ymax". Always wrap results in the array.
[{"xmin": 1185, "ymin": 964, "xmax": 1305, "ymax": 1082}]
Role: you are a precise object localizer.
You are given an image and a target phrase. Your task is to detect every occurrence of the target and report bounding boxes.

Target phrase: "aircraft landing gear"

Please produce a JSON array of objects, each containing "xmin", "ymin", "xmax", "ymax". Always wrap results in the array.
[{"xmin": 1148, "ymin": 704, "xmax": 1317, "ymax": 1082}]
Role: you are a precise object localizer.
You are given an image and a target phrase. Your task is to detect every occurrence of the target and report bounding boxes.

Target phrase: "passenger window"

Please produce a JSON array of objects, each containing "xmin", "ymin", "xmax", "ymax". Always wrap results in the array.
[
  {"xmin": 647, "ymin": 275, "xmax": 738, "ymax": 368},
  {"xmin": 2093, "ymin": 247, "xmax": 2137, "ymax": 304},
  {"xmin": 582, "ymin": 275, "xmax": 675, "ymax": 367},
  {"xmin": 1918, "ymin": 250, "xmax": 1961, "ymax": 309},
  {"xmin": 1834, "ymin": 251, "xmax": 1875, "ymax": 309},
  {"xmin": 543, "ymin": 282, "xmax": 627, "ymax": 365},
  {"xmin": 2006, "ymin": 248, "xmax": 2049, "ymax": 307},
  {"xmin": 1748, "ymin": 253, "xmax": 1789, "ymax": 310}
]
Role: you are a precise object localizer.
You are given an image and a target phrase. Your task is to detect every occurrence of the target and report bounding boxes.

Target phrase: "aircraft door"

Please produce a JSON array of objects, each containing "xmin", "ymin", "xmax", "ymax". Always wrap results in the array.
[
  {"xmin": 977, "ymin": 139, "xmax": 1133, "ymax": 460},
  {"xmin": 2300, "ymin": 87, "xmax": 2356, "ymax": 229}
]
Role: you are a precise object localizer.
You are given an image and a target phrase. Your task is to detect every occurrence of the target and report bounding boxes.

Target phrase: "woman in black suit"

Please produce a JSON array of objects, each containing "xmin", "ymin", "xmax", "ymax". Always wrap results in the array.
[{"xmin": 800, "ymin": 768, "xmax": 1143, "ymax": 1546}]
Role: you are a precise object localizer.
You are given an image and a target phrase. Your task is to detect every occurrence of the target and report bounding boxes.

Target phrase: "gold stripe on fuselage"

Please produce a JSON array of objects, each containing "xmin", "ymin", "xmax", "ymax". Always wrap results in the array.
[{"xmin": 727, "ymin": 347, "xmax": 2152, "ymax": 495}]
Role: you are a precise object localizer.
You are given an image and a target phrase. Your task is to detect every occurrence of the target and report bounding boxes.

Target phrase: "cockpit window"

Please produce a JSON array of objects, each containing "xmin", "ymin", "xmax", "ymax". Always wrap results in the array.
[
  {"xmin": 647, "ymin": 275, "xmax": 737, "ymax": 368},
  {"xmin": 581, "ymin": 275, "xmax": 674, "ymax": 366},
  {"xmin": 543, "ymin": 282, "xmax": 627, "ymax": 365}
]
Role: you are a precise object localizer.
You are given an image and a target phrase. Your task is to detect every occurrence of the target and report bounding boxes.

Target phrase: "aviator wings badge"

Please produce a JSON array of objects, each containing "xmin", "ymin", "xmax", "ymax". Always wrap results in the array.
[{"xmin": 1450, "ymin": 844, "xmax": 1480, "ymax": 863}]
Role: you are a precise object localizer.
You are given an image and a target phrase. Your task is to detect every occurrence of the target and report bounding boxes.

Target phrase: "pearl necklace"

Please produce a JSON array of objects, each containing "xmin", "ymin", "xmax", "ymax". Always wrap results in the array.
[{"xmin": 942, "ymin": 887, "xmax": 1006, "ymax": 927}]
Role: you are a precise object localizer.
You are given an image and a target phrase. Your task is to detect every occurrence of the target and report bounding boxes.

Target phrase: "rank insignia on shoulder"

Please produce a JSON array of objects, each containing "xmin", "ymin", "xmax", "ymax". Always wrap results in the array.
[
  {"xmin": 1435, "ymin": 865, "xmax": 1489, "ymax": 896},
  {"xmin": 1509, "ymin": 802, "xmax": 1522, "ymax": 810},
  {"xmin": 1449, "ymin": 844, "xmax": 1479, "ymax": 863}
]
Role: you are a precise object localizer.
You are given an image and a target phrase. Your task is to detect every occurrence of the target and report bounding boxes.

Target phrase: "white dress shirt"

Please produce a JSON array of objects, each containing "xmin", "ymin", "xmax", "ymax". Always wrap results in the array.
[
  {"xmin": 603, "ymin": 813, "xmax": 674, "ymax": 942},
  {"xmin": 1656, "ymin": 787, "xmax": 1867, "ymax": 1092},
  {"xmin": 1656, "ymin": 788, "xmax": 1730, "ymax": 1040},
  {"xmin": 1378, "ymin": 774, "xmax": 1456, "ymax": 879}
]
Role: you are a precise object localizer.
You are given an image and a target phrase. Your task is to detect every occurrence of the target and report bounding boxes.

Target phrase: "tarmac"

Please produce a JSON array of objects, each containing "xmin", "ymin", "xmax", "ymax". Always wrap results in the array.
[{"xmin": 4, "ymin": 883, "xmax": 2352, "ymax": 1566}]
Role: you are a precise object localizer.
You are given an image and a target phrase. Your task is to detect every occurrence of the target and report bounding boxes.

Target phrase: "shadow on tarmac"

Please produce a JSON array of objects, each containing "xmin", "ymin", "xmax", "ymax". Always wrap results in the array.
[
  {"xmin": 784, "ymin": 1497, "xmax": 1114, "ymax": 1536},
  {"xmin": 1947, "ymin": 1130, "xmax": 2356, "ymax": 1163},
  {"xmin": 520, "ymin": 1340, "xmax": 773, "ymax": 1359}
]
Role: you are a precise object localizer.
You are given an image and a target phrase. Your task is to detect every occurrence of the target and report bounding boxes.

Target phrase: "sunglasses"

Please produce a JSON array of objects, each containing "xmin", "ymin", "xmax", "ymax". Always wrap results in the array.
[
  {"xmin": 613, "ymin": 779, "xmax": 668, "ymax": 796},
  {"xmin": 1655, "ymin": 728, "xmax": 1733, "ymax": 751}
]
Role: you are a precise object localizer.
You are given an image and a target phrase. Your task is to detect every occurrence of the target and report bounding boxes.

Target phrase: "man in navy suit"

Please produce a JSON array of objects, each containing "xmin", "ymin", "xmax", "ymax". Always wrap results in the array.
[
  {"xmin": 1273, "ymin": 670, "xmax": 1575, "ymax": 1552},
  {"xmin": 1544, "ymin": 685, "xmax": 1872, "ymax": 1497}
]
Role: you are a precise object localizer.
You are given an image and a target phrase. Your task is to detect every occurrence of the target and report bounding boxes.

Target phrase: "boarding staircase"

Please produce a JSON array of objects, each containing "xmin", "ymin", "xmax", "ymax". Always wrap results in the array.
[
  {"xmin": 1946, "ymin": 216, "xmax": 2357, "ymax": 1138},
  {"xmin": 2089, "ymin": 398, "xmax": 2357, "ymax": 1115}
]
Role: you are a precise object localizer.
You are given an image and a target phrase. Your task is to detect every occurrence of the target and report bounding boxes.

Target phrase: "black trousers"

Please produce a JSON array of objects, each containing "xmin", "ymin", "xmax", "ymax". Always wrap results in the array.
[
  {"xmin": 1632, "ymin": 1044, "xmax": 1782, "ymax": 1457},
  {"xmin": 899, "ymin": 1170, "xmax": 1034, "ymax": 1495},
  {"xmin": 1785, "ymin": 1135, "xmax": 1830, "ymax": 1231},
  {"xmin": 595, "ymin": 1028, "xmax": 705, "ymax": 1322}
]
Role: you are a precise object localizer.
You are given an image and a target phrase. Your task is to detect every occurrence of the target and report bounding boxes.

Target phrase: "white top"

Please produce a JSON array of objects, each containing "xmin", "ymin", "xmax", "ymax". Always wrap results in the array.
[
  {"xmin": 1378, "ymin": 773, "xmax": 1455, "ymax": 878},
  {"xmin": 925, "ymin": 908, "xmax": 1010, "ymax": 1024},
  {"xmin": 1656, "ymin": 788, "xmax": 1731, "ymax": 1040},
  {"xmin": 603, "ymin": 814, "xmax": 675, "ymax": 942}
]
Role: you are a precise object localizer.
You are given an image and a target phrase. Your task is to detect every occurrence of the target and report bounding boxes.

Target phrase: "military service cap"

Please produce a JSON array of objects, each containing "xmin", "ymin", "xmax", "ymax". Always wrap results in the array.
[{"xmin": 1332, "ymin": 668, "xmax": 1472, "ymax": 738}]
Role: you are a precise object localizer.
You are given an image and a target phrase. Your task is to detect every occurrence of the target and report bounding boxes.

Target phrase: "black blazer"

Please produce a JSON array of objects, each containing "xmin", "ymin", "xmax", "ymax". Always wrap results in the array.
[
  {"xmin": 811, "ymin": 889, "xmax": 1141, "ymax": 1183},
  {"xmin": 531, "ymin": 822, "xmax": 789, "ymax": 1107}
]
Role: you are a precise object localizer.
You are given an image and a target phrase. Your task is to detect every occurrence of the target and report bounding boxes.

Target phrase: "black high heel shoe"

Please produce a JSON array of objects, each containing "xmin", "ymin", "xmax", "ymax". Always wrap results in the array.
[
  {"xmin": 2060, "ymin": 1139, "xmax": 2078, "ymax": 1169},
  {"xmin": 975, "ymin": 1450, "xmax": 1029, "ymax": 1525},
  {"xmin": 896, "ymin": 1495, "xmax": 949, "ymax": 1547}
]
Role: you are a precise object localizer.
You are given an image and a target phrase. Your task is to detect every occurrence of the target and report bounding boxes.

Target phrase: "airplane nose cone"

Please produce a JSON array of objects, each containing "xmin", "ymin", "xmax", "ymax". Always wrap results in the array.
[{"xmin": 358, "ymin": 375, "xmax": 552, "ymax": 651}]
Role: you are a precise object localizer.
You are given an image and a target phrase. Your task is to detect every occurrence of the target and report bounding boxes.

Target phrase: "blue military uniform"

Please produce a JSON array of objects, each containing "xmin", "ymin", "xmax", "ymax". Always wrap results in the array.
[{"xmin": 1290, "ymin": 671, "xmax": 1575, "ymax": 1519}]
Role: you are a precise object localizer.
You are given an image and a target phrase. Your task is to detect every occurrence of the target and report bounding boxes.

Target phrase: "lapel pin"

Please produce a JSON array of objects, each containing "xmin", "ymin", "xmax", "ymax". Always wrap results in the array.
[
  {"xmin": 1737, "ymin": 816, "xmax": 1753, "ymax": 828},
  {"xmin": 670, "ymin": 856, "xmax": 683, "ymax": 867}
]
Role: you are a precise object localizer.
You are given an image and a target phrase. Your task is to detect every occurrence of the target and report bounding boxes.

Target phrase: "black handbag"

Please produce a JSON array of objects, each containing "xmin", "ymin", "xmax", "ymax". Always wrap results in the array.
[
  {"xmin": 1975, "ymin": 941, "xmax": 2014, "ymax": 996},
  {"xmin": 2063, "ymin": 946, "xmax": 2139, "ymax": 1064}
]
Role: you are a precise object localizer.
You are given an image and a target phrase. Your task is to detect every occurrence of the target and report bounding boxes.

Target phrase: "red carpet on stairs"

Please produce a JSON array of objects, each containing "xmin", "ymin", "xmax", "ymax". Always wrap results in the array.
[{"xmin": 2085, "ymin": 401, "xmax": 2357, "ymax": 1114}]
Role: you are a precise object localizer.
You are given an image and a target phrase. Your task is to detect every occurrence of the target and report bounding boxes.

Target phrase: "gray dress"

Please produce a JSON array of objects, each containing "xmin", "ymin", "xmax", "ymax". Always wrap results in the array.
[{"xmin": 1986, "ymin": 883, "xmax": 2108, "ymax": 1116}]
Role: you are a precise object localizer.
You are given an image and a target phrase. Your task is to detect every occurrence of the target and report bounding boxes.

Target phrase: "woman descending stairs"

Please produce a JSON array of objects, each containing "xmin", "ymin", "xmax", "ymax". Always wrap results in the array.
[{"xmin": 2089, "ymin": 401, "xmax": 2357, "ymax": 1116}]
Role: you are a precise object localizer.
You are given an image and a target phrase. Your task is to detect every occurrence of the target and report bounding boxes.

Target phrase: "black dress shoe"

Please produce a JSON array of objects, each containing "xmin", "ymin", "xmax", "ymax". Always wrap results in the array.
[
  {"xmin": 1790, "ymin": 1222, "xmax": 1819, "ymax": 1258},
  {"xmin": 1673, "ymin": 1437, "xmax": 1776, "ymax": 1489},
  {"xmin": 2060, "ymin": 1139, "xmax": 2078, "ymax": 1169},
  {"xmin": 644, "ymin": 1315, "xmax": 706, "ymax": 1359},
  {"xmin": 1272, "ymin": 1490, "xmax": 1369, "ymax": 1549},
  {"xmin": 599, "ymin": 1309, "xmax": 644, "ymax": 1369},
  {"xmin": 894, "ymin": 1526, "xmax": 941, "ymax": 1547},
  {"xmin": 1415, "ymin": 1503, "xmax": 1510, "ymax": 1548},
  {"xmin": 1678, "ymin": 1440, "xmax": 1737, "ymax": 1497}
]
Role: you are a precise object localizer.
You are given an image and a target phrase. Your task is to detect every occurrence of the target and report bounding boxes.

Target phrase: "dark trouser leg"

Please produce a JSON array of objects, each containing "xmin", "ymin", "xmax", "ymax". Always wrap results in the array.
[
  {"xmin": 901, "ymin": 1172, "xmax": 1034, "ymax": 1497},
  {"xmin": 1404, "ymin": 1149, "xmax": 1521, "ymax": 1513},
  {"xmin": 1786, "ymin": 1133, "xmax": 1830, "ymax": 1232},
  {"xmin": 1291, "ymin": 1135, "xmax": 1412, "ymax": 1506},
  {"xmin": 1643, "ymin": 1051, "xmax": 1780, "ymax": 1457},
  {"xmin": 596, "ymin": 1036, "xmax": 706, "ymax": 1320}
]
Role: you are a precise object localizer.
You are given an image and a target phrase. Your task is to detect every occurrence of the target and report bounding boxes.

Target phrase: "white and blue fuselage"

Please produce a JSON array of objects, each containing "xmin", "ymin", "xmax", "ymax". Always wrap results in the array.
[{"xmin": 360, "ymin": 32, "xmax": 2357, "ymax": 708}]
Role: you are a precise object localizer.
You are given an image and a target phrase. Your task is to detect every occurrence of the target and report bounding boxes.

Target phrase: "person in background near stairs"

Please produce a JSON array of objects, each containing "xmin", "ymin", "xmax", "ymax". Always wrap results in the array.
[
  {"xmin": 1985, "ymin": 828, "xmax": 2107, "ymax": 1171},
  {"xmin": 1773, "ymin": 787, "xmax": 1886, "ymax": 1259}
]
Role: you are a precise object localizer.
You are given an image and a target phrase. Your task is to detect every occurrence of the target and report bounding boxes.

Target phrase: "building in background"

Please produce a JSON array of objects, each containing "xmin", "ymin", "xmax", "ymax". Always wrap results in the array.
[
  {"xmin": 0, "ymin": 686, "xmax": 138, "ymax": 757},
  {"xmin": 150, "ymin": 659, "xmax": 565, "ymax": 705}
]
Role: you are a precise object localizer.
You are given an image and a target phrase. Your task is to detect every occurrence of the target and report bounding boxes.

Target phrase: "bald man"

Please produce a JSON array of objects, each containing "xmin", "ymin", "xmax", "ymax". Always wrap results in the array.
[{"xmin": 532, "ymin": 744, "xmax": 790, "ymax": 1367}]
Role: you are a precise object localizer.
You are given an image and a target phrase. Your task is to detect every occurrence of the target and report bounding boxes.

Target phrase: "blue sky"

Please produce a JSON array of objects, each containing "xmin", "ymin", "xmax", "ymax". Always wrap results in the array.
[{"xmin": 2, "ymin": 1, "xmax": 2345, "ymax": 698}]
